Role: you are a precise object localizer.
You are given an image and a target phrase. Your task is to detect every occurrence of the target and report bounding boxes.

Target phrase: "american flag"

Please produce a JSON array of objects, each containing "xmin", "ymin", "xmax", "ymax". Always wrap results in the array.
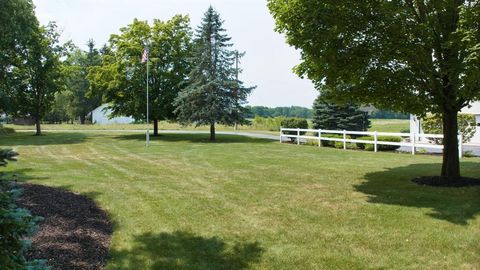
[{"xmin": 141, "ymin": 48, "xmax": 149, "ymax": 63}]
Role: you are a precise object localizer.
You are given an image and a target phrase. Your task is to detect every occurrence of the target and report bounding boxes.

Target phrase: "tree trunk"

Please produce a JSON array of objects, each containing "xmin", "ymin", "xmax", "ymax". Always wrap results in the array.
[
  {"xmin": 80, "ymin": 114, "xmax": 86, "ymax": 125},
  {"xmin": 441, "ymin": 110, "xmax": 460, "ymax": 179},
  {"xmin": 153, "ymin": 118, "xmax": 159, "ymax": 136},
  {"xmin": 35, "ymin": 117, "xmax": 41, "ymax": 136},
  {"xmin": 210, "ymin": 123, "xmax": 216, "ymax": 141}
]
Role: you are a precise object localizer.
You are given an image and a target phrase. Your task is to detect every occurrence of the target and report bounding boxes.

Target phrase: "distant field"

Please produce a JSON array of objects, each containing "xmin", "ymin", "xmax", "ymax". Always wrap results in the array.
[
  {"xmin": 369, "ymin": 119, "xmax": 409, "ymax": 133},
  {"xmin": 5, "ymin": 119, "xmax": 410, "ymax": 134}
]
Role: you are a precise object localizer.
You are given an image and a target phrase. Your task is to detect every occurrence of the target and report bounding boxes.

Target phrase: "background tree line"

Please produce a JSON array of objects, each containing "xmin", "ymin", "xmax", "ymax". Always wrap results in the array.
[{"xmin": 1, "ymin": 2, "xmax": 252, "ymax": 140}]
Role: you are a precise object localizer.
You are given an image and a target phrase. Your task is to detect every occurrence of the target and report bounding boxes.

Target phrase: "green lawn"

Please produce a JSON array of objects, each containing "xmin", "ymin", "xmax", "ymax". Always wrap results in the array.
[
  {"xmin": 1, "ymin": 132, "xmax": 479, "ymax": 269},
  {"xmin": 5, "ymin": 118, "xmax": 410, "ymax": 134}
]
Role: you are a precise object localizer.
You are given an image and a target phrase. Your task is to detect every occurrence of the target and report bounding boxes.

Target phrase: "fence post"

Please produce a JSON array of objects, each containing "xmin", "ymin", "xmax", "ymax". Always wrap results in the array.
[
  {"xmin": 458, "ymin": 134, "xmax": 463, "ymax": 158},
  {"xmin": 297, "ymin": 128, "xmax": 300, "ymax": 145},
  {"xmin": 343, "ymin": 130, "xmax": 347, "ymax": 150},
  {"xmin": 279, "ymin": 127, "xmax": 283, "ymax": 144},
  {"xmin": 374, "ymin": 131, "xmax": 378, "ymax": 153},
  {"xmin": 411, "ymin": 132, "xmax": 416, "ymax": 155},
  {"xmin": 318, "ymin": 129, "xmax": 322, "ymax": 147}
]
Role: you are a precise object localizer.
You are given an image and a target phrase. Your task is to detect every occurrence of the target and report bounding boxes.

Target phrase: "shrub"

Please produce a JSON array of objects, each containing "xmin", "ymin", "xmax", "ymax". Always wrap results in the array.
[
  {"xmin": 319, "ymin": 134, "xmax": 343, "ymax": 147},
  {"xmin": 422, "ymin": 114, "xmax": 476, "ymax": 143},
  {"xmin": 356, "ymin": 136, "xmax": 402, "ymax": 151},
  {"xmin": 281, "ymin": 118, "xmax": 309, "ymax": 142},
  {"xmin": 280, "ymin": 118, "xmax": 309, "ymax": 143},
  {"xmin": 0, "ymin": 150, "xmax": 47, "ymax": 269}
]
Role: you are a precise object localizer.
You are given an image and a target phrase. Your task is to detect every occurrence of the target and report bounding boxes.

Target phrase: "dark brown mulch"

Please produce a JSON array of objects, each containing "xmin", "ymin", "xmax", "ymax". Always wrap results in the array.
[
  {"xmin": 412, "ymin": 176, "xmax": 480, "ymax": 187},
  {"xmin": 17, "ymin": 183, "xmax": 113, "ymax": 270}
]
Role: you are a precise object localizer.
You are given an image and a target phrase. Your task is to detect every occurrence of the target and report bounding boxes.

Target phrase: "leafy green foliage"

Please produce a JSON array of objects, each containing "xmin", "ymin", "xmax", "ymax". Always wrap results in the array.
[
  {"xmin": 268, "ymin": 0, "xmax": 480, "ymax": 178},
  {"xmin": 174, "ymin": 7, "xmax": 255, "ymax": 140},
  {"xmin": 422, "ymin": 114, "xmax": 476, "ymax": 143},
  {"xmin": 245, "ymin": 106, "xmax": 312, "ymax": 118},
  {"xmin": 0, "ymin": 149, "xmax": 47, "ymax": 269},
  {"xmin": 89, "ymin": 16, "xmax": 193, "ymax": 134},
  {"xmin": 312, "ymin": 96, "xmax": 370, "ymax": 132},
  {"xmin": 281, "ymin": 118, "xmax": 308, "ymax": 142},
  {"xmin": 62, "ymin": 40, "xmax": 102, "ymax": 124},
  {"xmin": 0, "ymin": 0, "xmax": 38, "ymax": 114},
  {"xmin": 281, "ymin": 118, "xmax": 308, "ymax": 132},
  {"xmin": 0, "ymin": 181, "xmax": 47, "ymax": 270},
  {"xmin": 11, "ymin": 22, "xmax": 64, "ymax": 135},
  {"xmin": 44, "ymin": 91, "xmax": 72, "ymax": 124}
]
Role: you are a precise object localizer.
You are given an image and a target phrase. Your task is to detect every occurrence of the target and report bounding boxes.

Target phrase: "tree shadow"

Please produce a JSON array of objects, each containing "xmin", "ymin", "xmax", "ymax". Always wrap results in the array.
[
  {"xmin": 109, "ymin": 231, "xmax": 263, "ymax": 270},
  {"xmin": 356, "ymin": 162, "xmax": 480, "ymax": 225},
  {"xmin": 0, "ymin": 168, "xmax": 48, "ymax": 182},
  {"xmin": 114, "ymin": 133, "xmax": 273, "ymax": 144},
  {"xmin": 0, "ymin": 132, "xmax": 87, "ymax": 146}
]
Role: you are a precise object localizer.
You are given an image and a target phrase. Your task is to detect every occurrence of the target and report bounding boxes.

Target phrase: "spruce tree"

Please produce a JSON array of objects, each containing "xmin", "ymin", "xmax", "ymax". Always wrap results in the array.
[
  {"xmin": 312, "ymin": 96, "xmax": 370, "ymax": 131},
  {"xmin": 174, "ymin": 6, "xmax": 255, "ymax": 141}
]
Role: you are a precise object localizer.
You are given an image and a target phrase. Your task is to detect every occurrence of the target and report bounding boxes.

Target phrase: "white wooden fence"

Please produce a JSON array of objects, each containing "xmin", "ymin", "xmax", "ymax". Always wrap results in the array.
[{"xmin": 280, "ymin": 128, "xmax": 463, "ymax": 158}]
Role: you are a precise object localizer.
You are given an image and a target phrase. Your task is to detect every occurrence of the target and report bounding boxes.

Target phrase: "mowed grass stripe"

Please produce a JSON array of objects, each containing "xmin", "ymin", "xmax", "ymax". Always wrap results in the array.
[{"xmin": 1, "ymin": 132, "xmax": 479, "ymax": 269}]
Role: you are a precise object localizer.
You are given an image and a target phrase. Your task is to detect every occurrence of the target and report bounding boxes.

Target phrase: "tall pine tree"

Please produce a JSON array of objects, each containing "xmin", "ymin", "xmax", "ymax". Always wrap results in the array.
[
  {"xmin": 174, "ymin": 6, "xmax": 254, "ymax": 141},
  {"xmin": 312, "ymin": 96, "xmax": 370, "ymax": 132}
]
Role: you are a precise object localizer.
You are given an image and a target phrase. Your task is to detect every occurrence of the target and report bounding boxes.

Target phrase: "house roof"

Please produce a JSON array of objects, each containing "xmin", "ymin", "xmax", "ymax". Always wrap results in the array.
[{"xmin": 461, "ymin": 102, "xmax": 480, "ymax": 114}]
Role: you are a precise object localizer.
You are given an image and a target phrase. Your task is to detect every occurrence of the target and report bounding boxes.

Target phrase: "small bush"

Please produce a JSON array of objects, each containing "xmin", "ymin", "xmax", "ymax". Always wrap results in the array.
[
  {"xmin": 0, "ymin": 150, "xmax": 47, "ymax": 269},
  {"xmin": 356, "ymin": 136, "xmax": 402, "ymax": 151},
  {"xmin": 281, "ymin": 118, "xmax": 309, "ymax": 142}
]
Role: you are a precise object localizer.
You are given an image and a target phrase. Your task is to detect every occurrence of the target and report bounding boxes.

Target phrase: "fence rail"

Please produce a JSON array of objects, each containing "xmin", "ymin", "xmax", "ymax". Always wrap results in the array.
[{"xmin": 280, "ymin": 128, "xmax": 463, "ymax": 158}]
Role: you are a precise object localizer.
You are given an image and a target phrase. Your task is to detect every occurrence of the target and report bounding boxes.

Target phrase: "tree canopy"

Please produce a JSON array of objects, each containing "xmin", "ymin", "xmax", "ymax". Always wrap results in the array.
[
  {"xmin": 269, "ymin": 0, "xmax": 480, "ymax": 179},
  {"xmin": 62, "ymin": 40, "xmax": 102, "ymax": 124},
  {"xmin": 89, "ymin": 15, "xmax": 193, "ymax": 135}
]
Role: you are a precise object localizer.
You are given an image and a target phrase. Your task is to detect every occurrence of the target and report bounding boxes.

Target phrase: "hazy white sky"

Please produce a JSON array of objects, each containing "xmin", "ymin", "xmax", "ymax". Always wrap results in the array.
[{"xmin": 32, "ymin": 0, "xmax": 318, "ymax": 108}]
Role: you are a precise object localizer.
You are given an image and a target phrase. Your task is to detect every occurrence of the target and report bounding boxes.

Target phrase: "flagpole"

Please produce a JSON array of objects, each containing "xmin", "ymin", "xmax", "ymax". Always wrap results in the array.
[{"xmin": 146, "ymin": 47, "xmax": 150, "ymax": 147}]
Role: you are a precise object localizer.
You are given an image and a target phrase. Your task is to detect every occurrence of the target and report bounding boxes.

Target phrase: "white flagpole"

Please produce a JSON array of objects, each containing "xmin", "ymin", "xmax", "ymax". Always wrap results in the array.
[{"xmin": 146, "ymin": 48, "xmax": 150, "ymax": 147}]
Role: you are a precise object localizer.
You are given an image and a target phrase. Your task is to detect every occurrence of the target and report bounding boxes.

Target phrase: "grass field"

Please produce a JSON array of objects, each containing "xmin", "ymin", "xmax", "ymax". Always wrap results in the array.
[
  {"xmin": 369, "ymin": 119, "xmax": 410, "ymax": 133},
  {"xmin": 4, "ymin": 118, "xmax": 410, "ymax": 134},
  {"xmin": 1, "ymin": 131, "xmax": 479, "ymax": 269}
]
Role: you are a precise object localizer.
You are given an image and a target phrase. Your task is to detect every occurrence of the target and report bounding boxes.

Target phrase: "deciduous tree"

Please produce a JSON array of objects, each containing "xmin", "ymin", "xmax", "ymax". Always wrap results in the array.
[
  {"xmin": 269, "ymin": 0, "xmax": 480, "ymax": 180},
  {"xmin": 89, "ymin": 15, "xmax": 193, "ymax": 135},
  {"xmin": 13, "ymin": 23, "xmax": 64, "ymax": 135}
]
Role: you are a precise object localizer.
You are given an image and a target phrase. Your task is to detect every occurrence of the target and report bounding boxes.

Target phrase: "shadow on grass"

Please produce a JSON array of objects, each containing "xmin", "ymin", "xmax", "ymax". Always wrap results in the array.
[
  {"xmin": 114, "ymin": 133, "xmax": 273, "ymax": 144},
  {"xmin": 0, "ymin": 168, "xmax": 48, "ymax": 182},
  {"xmin": 0, "ymin": 132, "xmax": 87, "ymax": 146},
  {"xmin": 356, "ymin": 162, "xmax": 480, "ymax": 225},
  {"xmin": 109, "ymin": 231, "xmax": 263, "ymax": 270}
]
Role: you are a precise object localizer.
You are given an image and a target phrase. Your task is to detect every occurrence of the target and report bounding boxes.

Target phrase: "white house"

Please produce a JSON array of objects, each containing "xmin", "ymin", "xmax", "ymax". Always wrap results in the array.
[
  {"xmin": 410, "ymin": 102, "xmax": 480, "ymax": 144},
  {"xmin": 89, "ymin": 104, "xmax": 134, "ymax": 125}
]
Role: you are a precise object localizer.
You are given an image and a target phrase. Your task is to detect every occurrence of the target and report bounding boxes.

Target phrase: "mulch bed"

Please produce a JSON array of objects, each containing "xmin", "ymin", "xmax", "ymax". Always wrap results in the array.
[
  {"xmin": 413, "ymin": 176, "xmax": 480, "ymax": 187},
  {"xmin": 17, "ymin": 184, "xmax": 113, "ymax": 270}
]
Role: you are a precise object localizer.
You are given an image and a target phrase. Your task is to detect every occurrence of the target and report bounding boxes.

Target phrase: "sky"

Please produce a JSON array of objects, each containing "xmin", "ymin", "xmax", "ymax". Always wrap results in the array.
[{"xmin": 32, "ymin": 0, "xmax": 318, "ymax": 108}]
